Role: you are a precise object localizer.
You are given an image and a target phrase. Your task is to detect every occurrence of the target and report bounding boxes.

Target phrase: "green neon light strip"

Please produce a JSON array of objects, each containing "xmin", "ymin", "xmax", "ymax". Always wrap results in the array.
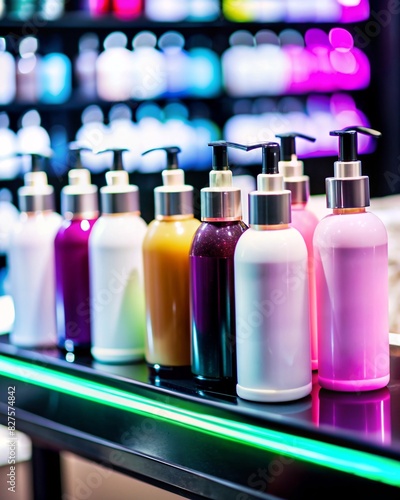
[{"xmin": 1, "ymin": 355, "xmax": 400, "ymax": 488}]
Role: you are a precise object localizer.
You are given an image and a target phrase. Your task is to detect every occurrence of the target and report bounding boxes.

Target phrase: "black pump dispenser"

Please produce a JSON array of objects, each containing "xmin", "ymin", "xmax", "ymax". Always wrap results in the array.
[
  {"xmin": 28, "ymin": 153, "xmax": 48, "ymax": 173},
  {"xmin": 226, "ymin": 142, "xmax": 291, "ymax": 226},
  {"xmin": 142, "ymin": 146, "xmax": 193, "ymax": 218},
  {"xmin": 97, "ymin": 147, "xmax": 140, "ymax": 215},
  {"xmin": 275, "ymin": 132, "xmax": 316, "ymax": 161},
  {"xmin": 110, "ymin": 147, "xmax": 129, "ymax": 171},
  {"xmin": 68, "ymin": 141, "xmax": 91, "ymax": 170},
  {"xmin": 209, "ymin": 140, "xmax": 229, "ymax": 171},
  {"xmin": 18, "ymin": 151, "xmax": 55, "ymax": 213},
  {"xmin": 200, "ymin": 141, "xmax": 242, "ymax": 221},
  {"xmin": 142, "ymin": 146, "xmax": 181, "ymax": 170},
  {"xmin": 275, "ymin": 132, "xmax": 316, "ymax": 205},
  {"xmin": 326, "ymin": 126, "xmax": 382, "ymax": 209},
  {"xmin": 330, "ymin": 126, "xmax": 381, "ymax": 162}
]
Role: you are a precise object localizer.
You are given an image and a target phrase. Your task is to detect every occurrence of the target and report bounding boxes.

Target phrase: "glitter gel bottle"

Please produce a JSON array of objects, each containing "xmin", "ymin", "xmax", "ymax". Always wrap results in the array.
[{"xmin": 190, "ymin": 141, "xmax": 248, "ymax": 392}]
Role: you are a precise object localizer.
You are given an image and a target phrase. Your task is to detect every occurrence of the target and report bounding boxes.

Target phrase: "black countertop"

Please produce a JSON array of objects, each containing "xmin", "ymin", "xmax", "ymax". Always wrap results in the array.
[{"xmin": 1, "ymin": 334, "xmax": 400, "ymax": 499}]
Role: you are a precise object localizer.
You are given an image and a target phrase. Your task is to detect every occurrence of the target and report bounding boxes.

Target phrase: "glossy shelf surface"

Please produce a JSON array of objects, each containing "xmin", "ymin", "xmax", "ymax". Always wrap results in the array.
[{"xmin": 1, "ymin": 334, "xmax": 400, "ymax": 499}]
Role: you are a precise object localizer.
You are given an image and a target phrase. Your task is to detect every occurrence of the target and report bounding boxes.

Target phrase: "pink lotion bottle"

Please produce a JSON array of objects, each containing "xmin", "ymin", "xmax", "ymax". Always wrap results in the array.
[
  {"xmin": 314, "ymin": 126, "xmax": 390, "ymax": 392},
  {"xmin": 276, "ymin": 132, "xmax": 319, "ymax": 371}
]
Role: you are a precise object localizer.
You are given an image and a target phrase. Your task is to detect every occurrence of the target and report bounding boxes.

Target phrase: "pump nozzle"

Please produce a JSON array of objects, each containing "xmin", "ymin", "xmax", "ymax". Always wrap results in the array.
[
  {"xmin": 326, "ymin": 126, "xmax": 381, "ymax": 209},
  {"xmin": 208, "ymin": 141, "xmax": 229, "ymax": 171},
  {"xmin": 21, "ymin": 151, "xmax": 52, "ymax": 173},
  {"xmin": 233, "ymin": 142, "xmax": 291, "ymax": 226},
  {"xmin": 18, "ymin": 150, "xmax": 55, "ymax": 213},
  {"xmin": 142, "ymin": 146, "xmax": 181, "ymax": 170},
  {"xmin": 329, "ymin": 126, "xmax": 381, "ymax": 162},
  {"xmin": 275, "ymin": 132, "xmax": 316, "ymax": 161},
  {"xmin": 68, "ymin": 141, "xmax": 91, "ymax": 170},
  {"xmin": 142, "ymin": 146, "xmax": 193, "ymax": 217},
  {"xmin": 225, "ymin": 141, "xmax": 281, "ymax": 175}
]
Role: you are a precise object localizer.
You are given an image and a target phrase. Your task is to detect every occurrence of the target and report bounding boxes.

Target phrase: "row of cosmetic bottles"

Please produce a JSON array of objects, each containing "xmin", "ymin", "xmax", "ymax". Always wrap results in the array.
[
  {"xmin": 7, "ymin": 126, "xmax": 390, "ymax": 402},
  {"xmin": 0, "ymin": 26, "xmax": 368, "ymax": 106}
]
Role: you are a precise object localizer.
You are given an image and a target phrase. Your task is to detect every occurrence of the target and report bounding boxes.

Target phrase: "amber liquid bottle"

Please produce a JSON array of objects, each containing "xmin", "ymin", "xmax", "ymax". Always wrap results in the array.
[{"xmin": 142, "ymin": 147, "xmax": 200, "ymax": 377}]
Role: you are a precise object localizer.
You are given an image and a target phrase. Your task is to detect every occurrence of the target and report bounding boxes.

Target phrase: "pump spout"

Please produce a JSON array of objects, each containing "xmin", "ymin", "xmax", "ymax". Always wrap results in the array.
[
  {"xmin": 275, "ymin": 132, "xmax": 316, "ymax": 162},
  {"xmin": 208, "ymin": 141, "xmax": 229, "ymax": 170},
  {"xmin": 226, "ymin": 141, "xmax": 280, "ymax": 175},
  {"xmin": 330, "ymin": 126, "xmax": 381, "ymax": 162},
  {"xmin": 68, "ymin": 141, "xmax": 91, "ymax": 170},
  {"xmin": 326, "ymin": 126, "xmax": 381, "ymax": 209},
  {"xmin": 142, "ymin": 146, "xmax": 181, "ymax": 170}
]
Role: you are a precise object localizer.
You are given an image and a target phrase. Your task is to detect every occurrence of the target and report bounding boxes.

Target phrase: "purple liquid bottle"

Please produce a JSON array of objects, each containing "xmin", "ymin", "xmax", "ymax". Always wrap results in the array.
[
  {"xmin": 55, "ymin": 145, "xmax": 99, "ymax": 352},
  {"xmin": 190, "ymin": 142, "xmax": 248, "ymax": 391},
  {"xmin": 314, "ymin": 127, "xmax": 390, "ymax": 392}
]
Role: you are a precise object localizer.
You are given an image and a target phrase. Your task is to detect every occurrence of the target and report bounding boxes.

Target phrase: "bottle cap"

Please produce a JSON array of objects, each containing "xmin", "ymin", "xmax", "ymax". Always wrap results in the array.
[
  {"xmin": 200, "ymin": 141, "xmax": 242, "ymax": 221},
  {"xmin": 276, "ymin": 132, "xmax": 316, "ymax": 204},
  {"xmin": 18, "ymin": 152, "xmax": 55, "ymax": 213},
  {"xmin": 61, "ymin": 142, "xmax": 98, "ymax": 218},
  {"xmin": 326, "ymin": 126, "xmax": 381, "ymax": 209},
  {"xmin": 229, "ymin": 142, "xmax": 291, "ymax": 226},
  {"xmin": 98, "ymin": 148, "xmax": 140, "ymax": 214},
  {"xmin": 142, "ymin": 146, "xmax": 194, "ymax": 217}
]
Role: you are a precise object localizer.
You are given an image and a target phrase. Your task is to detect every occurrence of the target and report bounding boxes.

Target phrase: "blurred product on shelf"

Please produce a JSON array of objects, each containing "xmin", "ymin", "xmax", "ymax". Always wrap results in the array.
[
  {"xmin": 75, "ymin": 105, "xmax": 111, "ymax": 172},
  {"xmin": 8, "ymin": 152, "xmax": 62, "ymax": 348},
  {"xmin": 277, "ymin": 132, "xmax": 319, "ymax": 371},
  {"xmin": 0, "ymin": 37, "xmax": 16, "ymax": 105},
  {"xmin": 224, "ymin": 93, "xmax": 372, "ymax": 165},
  {"xmin": 55, "ymin": 146, "xmax": 99, "ymax": 352},
  {"xmin": 131, "ymin": 31, "xmax": 167, "ymax": 100},
  {"xmin": 190, "ymin": 141, "xmax": 248, "ymax": 392},
  {"xmin": 0, "ymin": 113, "xmax": 19, "ymax": 179},
  {"xmin": 75, "ymin": 33, "xmax": 99, "ymax": 101},
  {"xmin": 222, "ymin": 28, "xmax": 370, "ymax": 97},
  {"xmin": 96, "ymin": 31, "xmax": 135, "ymax": 102},
  {"xmin": 222, "ymin": 0, "xmax": 370, "ymax": 23},
  {"xmin": 89, "ymin": 148, "xmax": 147, "ymax": 364},
  {"xmin": 16, "ymin": 36, "xmax": 40, "ymax": 104},
  {"xmin": 145, "ymin": 0, "xmax": 219, "ymax": 21},
  {"xmin": 142, "ymin": 146, "xmax": 200, "ymax": 377},
  {"xmin": 17, "ymin": 110, "xmax": 52, "ymax": 165}
]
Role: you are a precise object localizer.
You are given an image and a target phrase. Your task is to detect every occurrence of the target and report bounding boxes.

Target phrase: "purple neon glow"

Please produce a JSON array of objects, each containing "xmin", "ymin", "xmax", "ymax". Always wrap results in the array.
[
  {"xmin": 222, "ymin": 0, "xmax": 370, "ymax": 23},
  {"xmin": 223, "ymin": 93, "xmax": 373, "ymax": 163},
  {"xmin": 222, "ymin": 27, "xmax": 370, "ymax": 96}
]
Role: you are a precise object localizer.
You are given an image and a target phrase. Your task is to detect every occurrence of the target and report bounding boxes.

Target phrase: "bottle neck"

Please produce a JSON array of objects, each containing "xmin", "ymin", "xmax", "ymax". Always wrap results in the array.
[
  {"xmin": 102, "ymin": 211, "xmax": 141, "ymax": 217},
  {"xmin": 333, "ymin": 207, "xmax": 366, "ymax": 215},
  {"xmin": 250, "ymin": 223, "xmax": 290, "ymax": 231},
  {"xmin": 292, "ymin": 202, "xmax": 307, "ymax": 211},
  {"xmin": 156, "ymin": 213, "xmax": 194, "ymax": 222},
  {"xmin": 21, "ymin": 209, "xmax": 54, "ymax": 219},
  {"xmin": 64, "ymin": 210, "xmax": 99, "ymax": 221}
]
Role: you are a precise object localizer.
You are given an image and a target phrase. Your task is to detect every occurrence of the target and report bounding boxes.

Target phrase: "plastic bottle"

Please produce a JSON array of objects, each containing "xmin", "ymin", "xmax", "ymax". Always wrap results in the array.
[
  {"xmin": 234, "ymin": 141, "xmax": 312, "ymax": 402},
  {"xmin": 131, "ymin": 31, "xmax": 167, "ymax": 100},
  {"xmin": 0, "ymin": 37, "xmax": 16, "ymax": 105},
  {"xmin": 75, "ymin": 33, "xmax": 99, "ymax": 100},
  {"xmin": 314, "ymin": 126, "xmax": 390, "ymax": 392},
  {"xmin": 55, "ymin": 143, "xmax": 99, "ymax": 352},
  {"xmin": 16, "ymin": 36, "xmax": 40, "ymax": 103},
  {"xmin": 0, "ymin": 113, "xmax": 19, "ymax": 180},
  {"xmin": 40, "ymin": 42, "xmax": 72, "ymax": 104},
  {"xmin": 89, "ymin": 148, "xmax": 147, "ymax": 363},
  {"xmin": 112, "ymin": 0, "xmax": 141, "ymax": 20},
  {"xmin": 276, "ymin": 132, "xmax": 318, "ymax": 370},
  {"xmin": 8, "ymin": 153, "xmax": 62, "ymax": 347},
  {"xmin": 96, "ymin": 31, "xmax": 135, "ymax": 102},
  {"xmin": 190, "ymin": 141, "xmax": 248, "ymax": 391},
  {"xmin": 142, "ymin": 146, "xmax": 200, "ymax": 377}
]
